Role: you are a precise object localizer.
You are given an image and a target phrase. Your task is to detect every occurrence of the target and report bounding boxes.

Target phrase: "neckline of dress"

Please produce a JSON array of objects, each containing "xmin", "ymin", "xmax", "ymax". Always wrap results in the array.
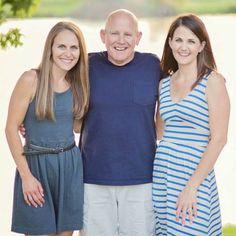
[
  {"xmin": 168, "ymin": 76, "xmax": 201, "ymax": 104},
  {"xmin": 54, "ymin": 87, "xmax": 71, "ymax": 95}
]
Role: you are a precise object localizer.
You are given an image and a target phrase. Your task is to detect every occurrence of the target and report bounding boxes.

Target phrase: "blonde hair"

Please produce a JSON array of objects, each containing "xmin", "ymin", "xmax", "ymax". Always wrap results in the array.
[{"xmin": 35, "ymin": 21, "xmax": 89, "ymax": 121}]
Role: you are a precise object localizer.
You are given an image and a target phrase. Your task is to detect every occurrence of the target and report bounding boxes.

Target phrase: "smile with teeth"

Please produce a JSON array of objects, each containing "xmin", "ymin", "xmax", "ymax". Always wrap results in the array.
[
  {"xmin": 60, "ymin": 58, "xmax": 73, "ymax": 64},
  {"xmin": 178, "ymin": 52, "xmax": 190, "ymax": 57},
  {"xmin": 114, "ymin": 46, "xmax": 127, "ymax": 51}
]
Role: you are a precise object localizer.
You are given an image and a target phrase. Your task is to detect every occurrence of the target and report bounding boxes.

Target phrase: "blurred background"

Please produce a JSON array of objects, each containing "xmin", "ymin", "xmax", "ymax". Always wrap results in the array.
[{"xmin": 1, "ymin": 0, "xmax": 236, "ymax": 235}]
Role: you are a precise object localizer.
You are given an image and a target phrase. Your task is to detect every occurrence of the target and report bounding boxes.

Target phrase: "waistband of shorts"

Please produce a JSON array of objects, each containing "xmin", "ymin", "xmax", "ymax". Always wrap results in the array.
[{"xmin": 22, "ymin": 142, "xmax": 75, "ymax": 156}]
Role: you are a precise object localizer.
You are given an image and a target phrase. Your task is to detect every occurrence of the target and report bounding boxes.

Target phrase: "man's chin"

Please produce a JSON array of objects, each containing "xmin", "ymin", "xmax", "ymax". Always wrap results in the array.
[{"xmin": 109, "ymin": 54, "xmax": 134, "ymax": 66}]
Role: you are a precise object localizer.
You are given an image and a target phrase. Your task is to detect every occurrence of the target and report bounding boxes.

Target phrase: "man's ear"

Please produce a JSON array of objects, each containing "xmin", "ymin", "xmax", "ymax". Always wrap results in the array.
[
  {"xmin": 136, "ymin": 31, "xmax": 142, "ymax": 45},
  {"xmin": 100, "ymin": 29, "xmax": 106, "ymax": 44}
]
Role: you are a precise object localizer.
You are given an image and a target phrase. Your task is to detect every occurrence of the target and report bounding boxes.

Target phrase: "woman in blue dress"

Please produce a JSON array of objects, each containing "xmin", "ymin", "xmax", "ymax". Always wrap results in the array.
[
  {"xmin": 153, "ymin": 14, "xmax": 230, "ymax": 235},
  {"xmin": 5, "ymin": 21, "xmax": 89, "ymax": 235}
]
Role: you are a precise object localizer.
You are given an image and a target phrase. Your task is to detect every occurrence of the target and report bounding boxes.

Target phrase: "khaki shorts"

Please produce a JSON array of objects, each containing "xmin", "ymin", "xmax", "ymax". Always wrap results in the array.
[{"xmin": 81, "ymin": 183, "xmax": 155, "ymax": 236}]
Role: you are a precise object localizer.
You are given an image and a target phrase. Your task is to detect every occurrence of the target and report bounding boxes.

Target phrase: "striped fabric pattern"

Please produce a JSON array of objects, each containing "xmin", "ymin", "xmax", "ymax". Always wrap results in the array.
[{"xmin": 153, "ymin": 76, "xmax": 222, "ymax": 236}]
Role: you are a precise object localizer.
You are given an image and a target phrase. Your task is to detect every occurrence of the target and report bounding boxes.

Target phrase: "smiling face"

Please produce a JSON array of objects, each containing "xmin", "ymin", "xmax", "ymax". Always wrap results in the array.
[
  {"xmin": 100, "ymin": 11, "xmax": 142, "ymax": 66},
  {"xmin": 52, "ymin": 29, "xmax": 80, "ymax": 73},
  {"xmin": 169, "ymin": 25, "xmax": 205, "ymax": 67}
]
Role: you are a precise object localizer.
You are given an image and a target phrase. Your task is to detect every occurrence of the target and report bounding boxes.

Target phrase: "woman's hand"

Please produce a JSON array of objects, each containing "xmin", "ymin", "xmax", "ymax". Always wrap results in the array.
[
  {"xmin": 22, "ymin": 174, "xmax": 45, "ymax": 207},
  {"xmin": 176, "ymin": 185, "xmax": 198, "ymax": 226}
]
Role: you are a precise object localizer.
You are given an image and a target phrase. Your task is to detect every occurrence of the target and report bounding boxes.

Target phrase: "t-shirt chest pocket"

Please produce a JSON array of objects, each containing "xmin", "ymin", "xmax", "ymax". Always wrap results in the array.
[{"xmin": 133, "ymin": 81, "xmax": 157, "ymax": 105}]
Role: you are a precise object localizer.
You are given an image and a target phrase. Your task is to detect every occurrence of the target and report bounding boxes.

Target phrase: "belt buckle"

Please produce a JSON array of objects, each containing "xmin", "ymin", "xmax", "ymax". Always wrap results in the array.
[{"xmin": 58, "ymin": 147, "xmax": 64, "ymax": 152}]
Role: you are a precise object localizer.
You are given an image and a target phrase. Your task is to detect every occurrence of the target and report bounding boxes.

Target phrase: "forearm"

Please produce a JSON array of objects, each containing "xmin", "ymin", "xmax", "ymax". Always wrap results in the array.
[
  {"xmin": 187, "ymin": 137, "xmax": 227, "ymax": 189},
  {"xmin": 5, "ymin": 126, "xmax": 32, "ymax": 179},
  {"xmin": 156, "ymin": 114, "xmax": 164, "ymax": 140}
]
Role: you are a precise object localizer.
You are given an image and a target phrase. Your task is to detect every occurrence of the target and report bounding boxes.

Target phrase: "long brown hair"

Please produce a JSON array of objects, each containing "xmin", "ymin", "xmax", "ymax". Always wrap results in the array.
[
  {"xmin": 161, "ymin": 14, "xmax": 217, "ymax": 84},
  {"xmin": 35, "ymin": 21, "xmax": 89, "ymax": 120}
]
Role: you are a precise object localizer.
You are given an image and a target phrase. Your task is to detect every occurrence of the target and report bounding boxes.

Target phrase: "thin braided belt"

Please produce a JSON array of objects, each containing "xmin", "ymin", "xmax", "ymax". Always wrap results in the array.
[{"xmin": 22, "ymin": 142, "xmax": 75, "ymax": 156}]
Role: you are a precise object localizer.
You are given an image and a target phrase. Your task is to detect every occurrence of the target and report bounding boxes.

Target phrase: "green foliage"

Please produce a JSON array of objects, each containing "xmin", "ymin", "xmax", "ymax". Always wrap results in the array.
[
  {"xmin": 2, "ymin": 0, "xmax": 40, "ymax": 17},
  {"xmin": 176, "ymin": 0, "xmax": 236, "ymax": 14},
  {"xmin": 0, "ymin": 28, "xmax": 22, "ymax": 49},
  {"xmin": 223, "ymin": 224, "xmax": 236, "ymax": 236},
  {"xmin": 0, "ymin": 0, "xmax": 40, "ymax": 49}
]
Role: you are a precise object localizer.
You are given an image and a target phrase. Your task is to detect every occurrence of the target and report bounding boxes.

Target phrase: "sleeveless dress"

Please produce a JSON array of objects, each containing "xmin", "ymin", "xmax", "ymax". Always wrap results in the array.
[
  {"xmin": 152, "ymin": 75, "xmax": 222, "ymax": 236},
  {"xmin": 11, "ymin": 89, "xmax": 84, "ymax": 234}
]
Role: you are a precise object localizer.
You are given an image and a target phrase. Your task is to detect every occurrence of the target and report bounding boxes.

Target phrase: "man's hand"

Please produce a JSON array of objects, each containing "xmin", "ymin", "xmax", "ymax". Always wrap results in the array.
[{"xmin": 19, "ymin": 123, "xmax": 26, "ymax": 137}]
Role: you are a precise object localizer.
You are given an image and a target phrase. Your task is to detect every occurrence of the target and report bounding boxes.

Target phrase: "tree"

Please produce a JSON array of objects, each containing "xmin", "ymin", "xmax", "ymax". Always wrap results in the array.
[{"xmin": 0, "ymin": 0, "xmax": 40, "ymax": 49}]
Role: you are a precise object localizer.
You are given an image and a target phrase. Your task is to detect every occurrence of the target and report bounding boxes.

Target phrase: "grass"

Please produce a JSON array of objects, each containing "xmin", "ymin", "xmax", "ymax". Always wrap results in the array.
[
  {"xmin": 176, "ymin": 0, "xmax": 236, "ymax": 14},
  {"xmin": 223, "ymin": 224, "xmax": 236, "ymax": 236}
]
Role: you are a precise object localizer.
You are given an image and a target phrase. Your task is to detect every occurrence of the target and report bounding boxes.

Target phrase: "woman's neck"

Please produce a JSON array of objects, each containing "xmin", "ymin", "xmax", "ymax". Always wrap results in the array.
[
  {"xmin": 51, "ymin": 66, "xmax": 70, "ymax": 92},
  {"xmin": 174, "ymin": 64, "xmax": 198, "ymax": 83}
]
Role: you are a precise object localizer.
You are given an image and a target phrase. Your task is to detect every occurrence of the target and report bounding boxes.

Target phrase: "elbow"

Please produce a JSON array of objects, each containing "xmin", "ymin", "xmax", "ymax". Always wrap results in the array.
[
  {"xmin": 220, "ymin": 137, "xmax": 227, "ymax": 147},
  {"xmin": 210, "ymin": 136, "xmax": 227, "ymax": 149},
  {"xmin": 5, "ymin": 126, "xmax": 10, "ymax": 139},
  {"xmin": 5, "ymin": 126, "xmax": 13, "ymax": 142},
  {"xmin": 73, "ymin": 129, "xmax": 81, "ymax": 134},
  {"xmin": 218, "ymin": 139, "xmax": 227, "ymax": 150},
  {"xmin": 218, "ymin": 135, "xmax": 228, "ymax": 147},
  {"xmin": 5, "ymin": 124, "xmax": 18, "ymax": 140}
]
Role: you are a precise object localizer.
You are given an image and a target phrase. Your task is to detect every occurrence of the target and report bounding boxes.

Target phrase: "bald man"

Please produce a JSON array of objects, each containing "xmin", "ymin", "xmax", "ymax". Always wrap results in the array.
[{"xmin": 80, "ymin": 9, "xmax": 160, "ymax": 236}]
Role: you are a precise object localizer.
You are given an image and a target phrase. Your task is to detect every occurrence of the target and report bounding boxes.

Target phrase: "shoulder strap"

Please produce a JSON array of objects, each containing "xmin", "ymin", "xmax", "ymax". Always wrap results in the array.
[{"xmin": 159, "ymin": 76, "xmax": 170, "ymax": 99}]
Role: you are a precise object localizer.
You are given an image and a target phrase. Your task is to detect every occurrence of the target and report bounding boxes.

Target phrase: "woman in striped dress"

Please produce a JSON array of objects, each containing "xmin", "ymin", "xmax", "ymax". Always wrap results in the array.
[{"xmin": 152, "ymin": 14, "xmax": 230, "ymax": 236}]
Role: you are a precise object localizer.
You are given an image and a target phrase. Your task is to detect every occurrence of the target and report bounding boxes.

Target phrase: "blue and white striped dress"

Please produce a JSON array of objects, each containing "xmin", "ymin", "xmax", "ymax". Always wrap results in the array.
[{"xmin": 152, "ymin": 75, "xmax": 222, "ymax": 236}]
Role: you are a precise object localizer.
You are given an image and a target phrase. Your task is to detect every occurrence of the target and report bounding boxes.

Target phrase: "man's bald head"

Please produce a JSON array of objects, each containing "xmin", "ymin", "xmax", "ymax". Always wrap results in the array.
[{"xmin": 105, "ymin": 9, "xmax": 139, "ymax": 33}]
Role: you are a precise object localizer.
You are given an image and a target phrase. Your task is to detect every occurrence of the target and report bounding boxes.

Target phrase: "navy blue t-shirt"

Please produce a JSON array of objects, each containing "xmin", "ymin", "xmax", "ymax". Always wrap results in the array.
[{"xmin": 80, "ymin": 51, "xmax": 160, "ymax": 185}]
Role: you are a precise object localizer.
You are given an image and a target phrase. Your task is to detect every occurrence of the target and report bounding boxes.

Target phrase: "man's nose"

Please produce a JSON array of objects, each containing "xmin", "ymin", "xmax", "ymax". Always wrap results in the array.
[{"xmin": 117, "ymin": 34, "xmax": 125, "ymax": 43}]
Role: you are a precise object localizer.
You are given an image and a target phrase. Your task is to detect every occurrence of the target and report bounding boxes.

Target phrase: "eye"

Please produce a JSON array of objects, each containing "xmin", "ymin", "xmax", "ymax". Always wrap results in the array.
[
  {"xmin": 124, "ymin": 33, "xmax": 132, "ymax": 37},
  {"xmin": 71, "ymin": 45, "xmax": 79, "ymax": 50},
  {"xmin": 188, "ymin": 39, "xmax": 196, "ymax": 44},
  {"xmin": 110, "ymin": 31, "xmax": 119, "ymax": 35},
  {"xmin": 58, "ymin": 44, "xmax": 66, "ymax": 49},
  {"xmin": 175, "ymin": 38, "xmax": 182, "ymax": 42}
]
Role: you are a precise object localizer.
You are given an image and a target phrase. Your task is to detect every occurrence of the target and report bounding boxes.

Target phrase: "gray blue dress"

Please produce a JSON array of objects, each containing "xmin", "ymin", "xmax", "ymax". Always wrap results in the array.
[
  {"xmin": 153, "ymin": 75, "xmax": 222, "ymax": 235},
  {"xmin": 11, "ymin": 89, "xmax": 84, "ymax": 234}
]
